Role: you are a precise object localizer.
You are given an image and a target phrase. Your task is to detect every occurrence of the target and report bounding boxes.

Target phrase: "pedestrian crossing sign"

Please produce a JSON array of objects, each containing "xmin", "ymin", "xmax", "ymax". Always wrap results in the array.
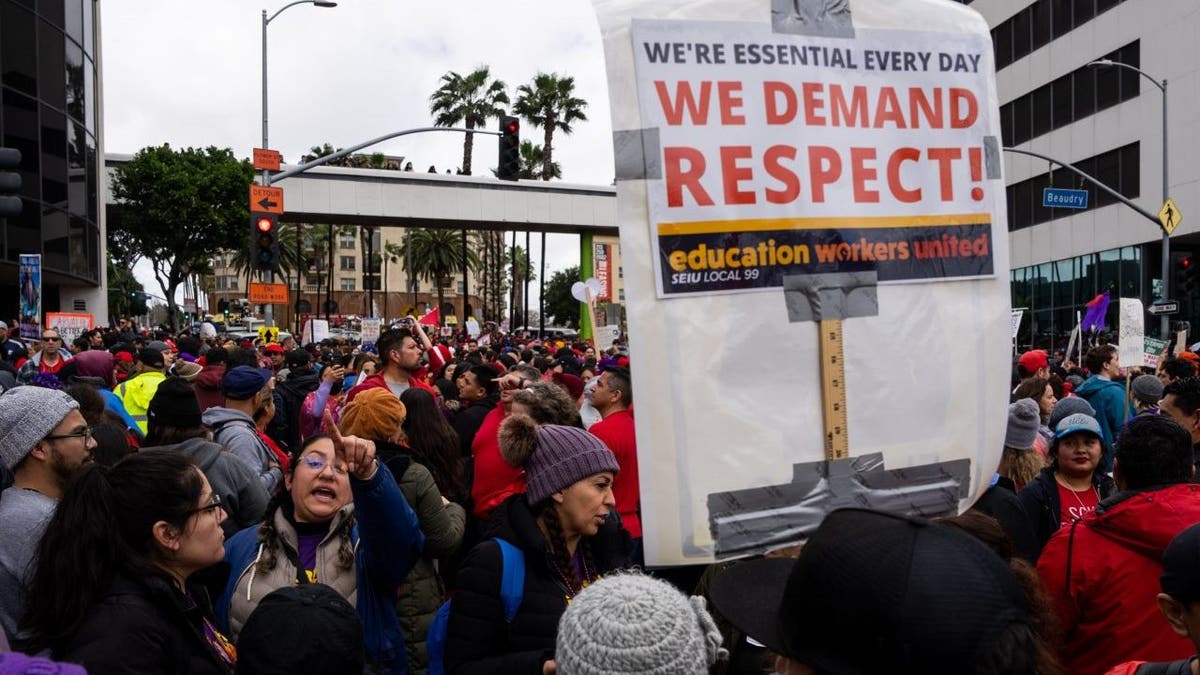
[{"xmin": 1160, "ymin": 198, "xmax": 1182, "ymax": 235}]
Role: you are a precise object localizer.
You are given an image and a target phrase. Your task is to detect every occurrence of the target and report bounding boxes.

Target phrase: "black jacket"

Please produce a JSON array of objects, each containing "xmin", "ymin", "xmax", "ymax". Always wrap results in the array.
[
  {"xmin": 445, "ymin": 494, "xmax": 631, "ymax": 675},
  {"xmin": 57, "ymin": 575, "xmax": 232, "ymax": 675},
  {"xmin": 1017, "ymin": 466, "xmax": 1117, "ymax": 558},
  {"xmin": 269, "ymin": 370, "xmax": 320, "ymax": 453},
  {"xmin": 452, "ymin": 396, "xmax": 497, "ymax": 459}
]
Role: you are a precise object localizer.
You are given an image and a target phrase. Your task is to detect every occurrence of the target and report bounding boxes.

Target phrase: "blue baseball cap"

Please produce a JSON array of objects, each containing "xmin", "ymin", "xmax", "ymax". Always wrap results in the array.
[
  {"xmin": 221, "ymin": 366, "xmax": 273, "ymax": 400},
  {"xmin": 1055, "ymin": 413, "xmax": 1102, "ymax": 440}
]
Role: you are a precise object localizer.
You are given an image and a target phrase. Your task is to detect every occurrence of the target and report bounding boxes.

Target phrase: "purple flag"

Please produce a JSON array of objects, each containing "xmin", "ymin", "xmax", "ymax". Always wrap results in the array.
[{"xmin": 1081, "ymin": 292, "xmax": 1110, "ymax": 333}]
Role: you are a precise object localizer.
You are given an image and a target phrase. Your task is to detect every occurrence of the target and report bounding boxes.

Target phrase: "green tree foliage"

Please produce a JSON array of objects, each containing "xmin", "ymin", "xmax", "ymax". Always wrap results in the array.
[
  {"xmin": 489, "ymin": 140, "xmax": 561, "ymax": 180},
  {"xmin": 396, "ymin": 228, "xmax": 480, "ymax": 325},
  {"xmin": 109, "ymin": 145, "xmax": 254, "ymax": 330},
  {"xmin": 543, "ymin": 265, "xmax": 581, "ymax": 328},
  {"xmin": 514, "ymin": 73, "xmax": 587, "ymax": 181},
  {"xmin": 106, "ymin": 260, "xmax": 147, "ymax": 319},
  {"xmin": 429, "ymin": 67, "xmax": 510, "ymax": 176}
]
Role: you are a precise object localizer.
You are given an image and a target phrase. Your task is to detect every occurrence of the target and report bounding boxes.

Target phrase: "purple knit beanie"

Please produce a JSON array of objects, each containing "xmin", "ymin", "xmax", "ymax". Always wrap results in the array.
[{"xmin": 499, "ymin": 415, "xmax": 620, "ymax": 504}]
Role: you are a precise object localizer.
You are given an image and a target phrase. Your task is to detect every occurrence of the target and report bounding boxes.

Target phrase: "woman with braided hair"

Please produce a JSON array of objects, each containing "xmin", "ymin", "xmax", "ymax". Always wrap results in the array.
[
  {"xmin": 215, "ymin": 418, "xmax": 425, "ymax": 674},
  {"xmin": 445, "ymin": 414, "xmax": 632, "ymax": 675}
]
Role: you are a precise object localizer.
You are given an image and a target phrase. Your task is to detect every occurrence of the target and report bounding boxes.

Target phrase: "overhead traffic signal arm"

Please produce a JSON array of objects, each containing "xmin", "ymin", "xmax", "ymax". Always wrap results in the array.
[{"xmin": 498, "ymin": 116, "xmax": 520, "ymax": 181}]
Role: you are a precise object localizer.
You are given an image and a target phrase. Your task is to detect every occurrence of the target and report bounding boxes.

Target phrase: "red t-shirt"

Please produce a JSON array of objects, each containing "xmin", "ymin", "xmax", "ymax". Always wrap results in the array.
[
  {"xmin": 589, "ymin": 409, "xmax": 641, "ymax": 539},
  {"xmin": 470, "ymin": 406, "xmax": 525, "ymax": 520},
  {"xmin": 1057, "ymin": 480, "xmax": 1100, "ymax": 527},
  {"xmin": 39, "ymin": 354, "xmax": 67, "ymax": 375}
]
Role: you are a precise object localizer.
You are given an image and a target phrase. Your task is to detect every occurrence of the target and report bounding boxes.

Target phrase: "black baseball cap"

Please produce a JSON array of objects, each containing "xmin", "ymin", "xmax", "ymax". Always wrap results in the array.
[
  {"xmin": 1162, "ymin": 522, "xmax": 1200, "ymax": 603},
  {"xmin": 708, "ymin": 508, "xmax": 1030, "ymax": 673},
  {"xmin": 236, "ymin": 584, "xmax": 364, "ymax": 675}
]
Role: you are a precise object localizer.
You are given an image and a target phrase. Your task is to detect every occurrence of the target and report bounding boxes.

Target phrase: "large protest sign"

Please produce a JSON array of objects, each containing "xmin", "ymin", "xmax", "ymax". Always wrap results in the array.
[
  {"xmin": 593, "ymin": 0, "xmax": 1010, "ymax": 565},
  {"xmin": 45, "ymin": 313, "xmax": 94, "ymax": 344}
]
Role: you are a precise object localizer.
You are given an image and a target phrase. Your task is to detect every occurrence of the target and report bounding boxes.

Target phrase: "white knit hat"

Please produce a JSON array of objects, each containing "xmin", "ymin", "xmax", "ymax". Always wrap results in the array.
[
  {"xmin": 556, "ymin": 573, "xmax": 726, "ymax": 675},
  {"xmin": 0, "ymin": 386, "xmax": 80, "ymax": 470}
]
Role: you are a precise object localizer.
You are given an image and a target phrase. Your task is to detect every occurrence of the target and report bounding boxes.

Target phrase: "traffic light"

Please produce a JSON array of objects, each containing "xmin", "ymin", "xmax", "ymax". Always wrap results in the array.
[
  {"xmin": 1177, "ymin": 254, "xmax": 1198, "ymax": 295},
  {"xmin": 497, "ymin": 115, "xmax": 520, "ymax": 181},
  {"xmin": 0, "ymin": 147, "xmax": 22, "ymax": 218},
  {"xmin": 250, "ymin": 212, "xmax": 280, "ymax": 272}
]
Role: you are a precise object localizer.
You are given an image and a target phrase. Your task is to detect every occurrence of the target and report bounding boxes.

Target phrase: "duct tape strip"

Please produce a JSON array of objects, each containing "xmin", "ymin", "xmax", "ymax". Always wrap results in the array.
[
  {"xmin": 613, "ymin": 128, "xmax": 661, "ymax": 181},
  {"xmin": 783, "ymin": 271, "xmax": 879, "ymax": 323},
  {"xmin": 706, "ymin": 456, "xmax": 971, "ymax": 559}
]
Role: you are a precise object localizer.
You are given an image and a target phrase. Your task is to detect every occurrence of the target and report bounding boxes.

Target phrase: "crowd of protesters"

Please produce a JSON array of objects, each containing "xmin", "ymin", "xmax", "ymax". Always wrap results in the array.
[{"xmin": 5, "ymin": 316, "xmax": 1200, "ymax": 674}]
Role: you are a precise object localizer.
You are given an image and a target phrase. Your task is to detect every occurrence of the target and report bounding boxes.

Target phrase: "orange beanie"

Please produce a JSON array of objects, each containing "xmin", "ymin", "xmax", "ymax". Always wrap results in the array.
[{"xmin": 339, "ymin": 388, "xmax": 406, "ymax": 442}]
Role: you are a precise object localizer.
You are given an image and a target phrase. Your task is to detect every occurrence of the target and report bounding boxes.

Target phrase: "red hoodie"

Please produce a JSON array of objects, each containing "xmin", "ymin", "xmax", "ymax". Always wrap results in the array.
[
  {"xmin": 1038, "ymin": 483, "xmax": 1200, "ymax": 674},
  {"xmin": 588, "ymin": 409, "xmax": 640, "ymax": 538},
  {"xmin": 470, "ymin": 406, "xmax": 524, "ymax": 521}
]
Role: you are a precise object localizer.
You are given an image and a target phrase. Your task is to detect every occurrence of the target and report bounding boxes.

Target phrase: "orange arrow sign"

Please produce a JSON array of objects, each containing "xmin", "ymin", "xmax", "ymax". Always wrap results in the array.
[{"xmin": 249, "ymin": 185, "xmax": 283, "ymax": 214}]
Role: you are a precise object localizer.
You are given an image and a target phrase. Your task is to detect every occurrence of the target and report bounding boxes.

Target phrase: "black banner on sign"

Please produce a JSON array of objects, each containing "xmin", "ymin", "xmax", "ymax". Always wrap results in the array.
[{"xmin": 657, "ymin": 216, "xmax": 994, "ymax": 295}]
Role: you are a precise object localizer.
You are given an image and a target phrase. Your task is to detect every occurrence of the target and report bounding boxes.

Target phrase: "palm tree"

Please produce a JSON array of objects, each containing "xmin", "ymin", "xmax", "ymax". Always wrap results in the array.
[
  {"xmin": 513, "ymin": 73, "xmax": 587, "ymax": 181},
  {"xmin": 228, "ymin": 223, "xmax": 300, "ymax": 286},
  {"xmin": 429, "ymin": 67, "xmax": 510, "ymax": 176},
  {"xmin": 508, "ymin": 244, "xmax": 536, "ymax": 327},
  {"xmin": 382, "ymin": 240, "xmax": 404, "ymax": 320},
  {"xmin": 396, "ymin": 228, "xmax": 480, "ymax": 325}
]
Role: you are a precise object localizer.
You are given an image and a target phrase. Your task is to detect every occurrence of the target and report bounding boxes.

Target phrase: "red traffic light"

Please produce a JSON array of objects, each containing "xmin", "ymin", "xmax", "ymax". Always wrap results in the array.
[
  {"xmin": 504, "ymin": 119, "xmax": 519, "ymax": 134},
  {"xmin": 1184, "ymin": 257, "xmax": 1194, "ymax": 269},
  {"xmin": 256, "ymin": 216, "xmax": 274, "ymax": 232}
]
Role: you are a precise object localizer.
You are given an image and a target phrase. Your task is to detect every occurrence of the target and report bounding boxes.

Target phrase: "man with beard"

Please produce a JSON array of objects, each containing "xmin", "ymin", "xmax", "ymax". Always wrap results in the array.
[
  {"xmin": 0, "ymin": 386, "xmax": 95, "ymax": 642},
  {"xmin": 346, "ymin": 328, "xmax": 435, "ymax": 403}
]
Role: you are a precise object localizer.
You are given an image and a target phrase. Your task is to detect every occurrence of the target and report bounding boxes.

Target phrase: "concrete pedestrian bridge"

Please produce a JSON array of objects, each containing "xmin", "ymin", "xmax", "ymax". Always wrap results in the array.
[{"xmin": 105, "ymin": 154, "xmax": 618, "ymax": 235}]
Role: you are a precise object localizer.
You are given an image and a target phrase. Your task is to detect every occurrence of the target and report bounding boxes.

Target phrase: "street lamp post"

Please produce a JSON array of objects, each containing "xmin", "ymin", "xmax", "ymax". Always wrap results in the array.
[
  {"xmin": 262, "ymin": 0, "xmax": 336, "ymax": 331},
  {"xmin": 1089, "ymin": 59, "xmax": 1169, "ymax": 338}
]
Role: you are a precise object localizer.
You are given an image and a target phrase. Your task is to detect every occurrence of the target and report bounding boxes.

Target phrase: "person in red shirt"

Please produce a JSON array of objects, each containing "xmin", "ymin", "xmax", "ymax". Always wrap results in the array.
[
  {"xmin": 1038, "ymin": 414, "xmax": 1200, "ymax": 674},
  {"xmin": 588, "ymin": 366, "xmax": 641, "ymax": 554},
  {"xmin": 470, "ymin": 363, "xmax": 541, "ymax": 521}
]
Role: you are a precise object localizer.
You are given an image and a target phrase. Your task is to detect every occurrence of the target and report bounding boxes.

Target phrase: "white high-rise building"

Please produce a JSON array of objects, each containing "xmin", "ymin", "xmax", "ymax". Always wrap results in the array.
[{"xmin": 968, "ymin": 0, "xmax": 1199, "ymax": 348}]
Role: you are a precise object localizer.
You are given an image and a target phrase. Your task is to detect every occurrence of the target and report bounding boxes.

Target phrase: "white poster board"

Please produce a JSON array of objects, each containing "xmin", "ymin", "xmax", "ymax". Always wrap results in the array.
[
  {"xmin": 595, "ymin": 324, "xmax": 621, "ymax": 352},
  {"xmin": 466, "ymin": 319, "xmax": 481, "ymax": 338},
  {"xmin": 1118, "ymin": 298, "xmax": 1144, "ymax": 368},
  {"xmin": 302, "ymin": 318, "xmax": 330, "ymax": 345},
  {"xmin": 1011, "ymin": 309, "xmax": 1024, "ymax": 341},
  {"xmin": 594, "ymin": 0, "xmax": 1010, "ymax": 565},
  {"xmin": 361, "ymin": 318, "xmax": 381, "ymax": 346}
]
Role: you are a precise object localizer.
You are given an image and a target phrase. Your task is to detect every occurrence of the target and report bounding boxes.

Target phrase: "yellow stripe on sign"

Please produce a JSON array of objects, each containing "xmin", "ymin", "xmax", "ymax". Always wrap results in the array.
[{"xmin": 657, "ymin": 213, "xmax": 992, "ymax": 236}]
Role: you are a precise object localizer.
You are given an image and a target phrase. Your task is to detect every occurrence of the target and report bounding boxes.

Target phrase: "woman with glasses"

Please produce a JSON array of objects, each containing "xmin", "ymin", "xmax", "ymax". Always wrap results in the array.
[
  {"xmin": 216, "ymin": 419, "xmax": 425, "ymax": 675},
  {"xmin": 20, "ymin": 451, "xmax": 235, "ymax": 674}
]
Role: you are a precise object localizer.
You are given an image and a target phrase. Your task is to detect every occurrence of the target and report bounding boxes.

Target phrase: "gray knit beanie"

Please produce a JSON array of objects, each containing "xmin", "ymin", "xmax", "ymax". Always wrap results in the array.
[
  {"xmin": 1049, "ymin": 396, "xmax": 1096, "ymax": 431},
  {"xmin": 556, "ymin": 573, "xmax": 727, "ymax": 675},
  {"xmin": 0, "ymin": 386, "xmax": 80, "ymax": 470},
  {"xmin": 499, "ymin": 415, "xmax": 620, "ymax": 505},
  {"xmin": 1131, "ymin": 374, "xmax": 1165, "ymax": 406},
  {"xmin": 1005, "ymin": 398, "xmax": 1041, "ymax": 451}
]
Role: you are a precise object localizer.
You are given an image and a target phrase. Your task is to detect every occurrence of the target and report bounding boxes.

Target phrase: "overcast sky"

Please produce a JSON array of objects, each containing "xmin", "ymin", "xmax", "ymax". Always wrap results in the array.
[{"xmin": 101, "ymin": 0, "xmax": 614, "ymax": 315}]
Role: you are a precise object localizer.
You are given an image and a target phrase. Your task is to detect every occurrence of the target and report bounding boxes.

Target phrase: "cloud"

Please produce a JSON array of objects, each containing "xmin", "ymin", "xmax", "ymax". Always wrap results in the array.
[{"xmin": 103, "ymin": 0, "xmax": 615, "ymax": 314}]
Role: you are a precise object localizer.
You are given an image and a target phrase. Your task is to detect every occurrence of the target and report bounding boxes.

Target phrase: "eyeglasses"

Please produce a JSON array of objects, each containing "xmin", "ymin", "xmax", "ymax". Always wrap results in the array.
[
  {"xmin": 41, "ymin": 336, "xmax": 60, "ymax": 342},
  {"xmin": 299, "ymin": 452, "xmax": 348, "ymax": 476},
  {"xmin": 44, "ymin": 426, "xmax": 94, "ymax": 442},
  {"xmin": 187, "ymin": 493, "xmax": 223, "ymax": 518}
]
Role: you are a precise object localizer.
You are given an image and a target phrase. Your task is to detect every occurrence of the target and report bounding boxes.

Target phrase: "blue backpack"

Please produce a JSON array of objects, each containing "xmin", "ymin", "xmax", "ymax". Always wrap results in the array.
[{"xmin": 426, "ymin": 538, "xmax": 525, "ymax": 675}]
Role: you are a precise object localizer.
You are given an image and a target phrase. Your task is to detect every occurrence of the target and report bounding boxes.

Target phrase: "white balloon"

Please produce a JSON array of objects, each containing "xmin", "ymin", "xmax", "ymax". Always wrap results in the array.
[{"xmin": 571, "ymin": 281, "xmax": 589, "ymax": 303}]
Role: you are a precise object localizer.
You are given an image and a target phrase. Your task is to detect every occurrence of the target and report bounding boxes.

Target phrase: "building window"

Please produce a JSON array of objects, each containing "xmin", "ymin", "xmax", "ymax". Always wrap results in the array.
[
  {"xmin": 1006, "ymin": 143, "xmax": 1139, "ymax": 232},
  {"xmin": 999, "ymin": 42, "xmax": 1138, "ymax": 147},
  {"xmin": 229, "ymin": 278, "xmax": 239, "ymax": 290},
  {"xmin": 363, "ymin": 275, "xmax": 380, "ymax": 291},
  {"xmin": 340, "ymin": 278, "xmax": 355, "ymax": 291},
  {"xmin": 993, "ymin": 0, "xmax": 1129, "ymax": 71},
  {"xmin": 339, "ymin": 234, "xmax": 355, "ymax": 249},
  {"xmin": 340, "ymin": 256, "xmax": 355, "ymax": 271}
]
